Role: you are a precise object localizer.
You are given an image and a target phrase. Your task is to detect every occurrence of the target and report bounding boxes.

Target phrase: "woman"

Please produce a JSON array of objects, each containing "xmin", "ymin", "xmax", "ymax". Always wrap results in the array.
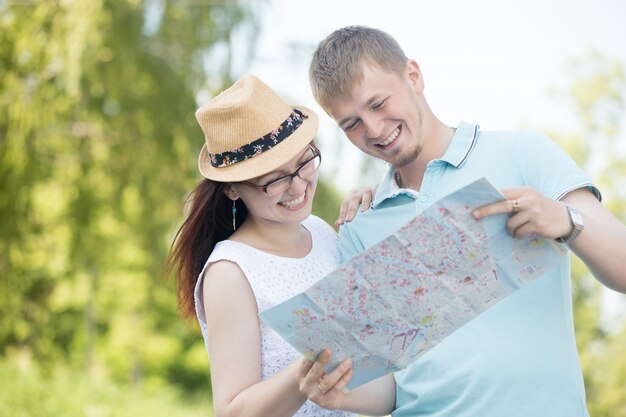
[{"xmin": 167, "ymin": 75, "xmax": 364, "ymax": 417}]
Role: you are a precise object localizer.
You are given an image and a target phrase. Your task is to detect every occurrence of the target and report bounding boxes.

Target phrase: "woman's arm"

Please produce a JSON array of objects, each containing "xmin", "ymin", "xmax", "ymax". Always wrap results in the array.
[{"xmin": 203, "ymin": 261, "xmax": 308, "ymax": 417}]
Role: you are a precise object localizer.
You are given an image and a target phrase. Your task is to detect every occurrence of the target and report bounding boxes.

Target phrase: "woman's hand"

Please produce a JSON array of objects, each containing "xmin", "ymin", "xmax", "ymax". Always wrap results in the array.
[
  {"xmin": 336, "ymin": 185, "xmax": 378, "ymax": 227},
  {"xmin": 295, "ymin": 349, "xmax": 353, "ymax": 410}
]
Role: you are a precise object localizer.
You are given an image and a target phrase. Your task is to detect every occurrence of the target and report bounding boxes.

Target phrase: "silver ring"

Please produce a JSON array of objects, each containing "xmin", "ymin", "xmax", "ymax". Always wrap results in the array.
[
  {"xmin": 511, "ymin": 199, "xmax": 521, "ymax": 212},
  {"xmin": 316, "ymin": 382, "xmax": 327, "ymax": 395}
]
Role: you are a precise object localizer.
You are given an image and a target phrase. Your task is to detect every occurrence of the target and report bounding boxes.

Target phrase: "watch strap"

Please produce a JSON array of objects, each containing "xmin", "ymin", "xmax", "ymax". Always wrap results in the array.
[{"xmin": 555, "ymin": 204, "xmax": 584, "ymax": 245}]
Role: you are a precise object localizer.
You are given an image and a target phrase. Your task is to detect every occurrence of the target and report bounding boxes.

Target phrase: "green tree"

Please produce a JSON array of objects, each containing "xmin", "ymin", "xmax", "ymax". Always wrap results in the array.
[{"xmin": 0, "ymin": 0, "xmax": 260, "ymax": 397}]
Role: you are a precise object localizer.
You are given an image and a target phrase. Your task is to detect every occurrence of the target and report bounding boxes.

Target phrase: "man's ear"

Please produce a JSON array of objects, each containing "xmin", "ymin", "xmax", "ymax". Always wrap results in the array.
[
  {"xmin": 224, "ymin": 184, "xmax": 240, "ymax": 201},
  {"xmin": 406, "ymin": 59, "xmax": 424, "ymax": 93}
]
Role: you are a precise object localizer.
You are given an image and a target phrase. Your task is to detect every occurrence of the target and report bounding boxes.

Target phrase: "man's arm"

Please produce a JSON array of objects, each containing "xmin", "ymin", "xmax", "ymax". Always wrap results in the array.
[
  {"xmin": 473, "ymin": 186, "xmax": 626, "ymax": 293},
  {"xmin": 561, "ymin": 187, "xmax": 626, "ymax": 292}
]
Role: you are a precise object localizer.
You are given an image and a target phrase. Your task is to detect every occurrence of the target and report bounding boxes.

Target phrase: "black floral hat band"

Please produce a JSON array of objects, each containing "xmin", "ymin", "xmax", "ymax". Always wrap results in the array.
[{"xmin": 209, "ymin": 109, "xmax": 308, "ymax": 168}]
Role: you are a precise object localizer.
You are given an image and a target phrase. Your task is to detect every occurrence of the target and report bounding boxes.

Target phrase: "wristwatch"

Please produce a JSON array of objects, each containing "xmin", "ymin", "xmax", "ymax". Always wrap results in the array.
[{"xmin": 555, "ymin": 204, "xmax": 584, "ymax": 245}]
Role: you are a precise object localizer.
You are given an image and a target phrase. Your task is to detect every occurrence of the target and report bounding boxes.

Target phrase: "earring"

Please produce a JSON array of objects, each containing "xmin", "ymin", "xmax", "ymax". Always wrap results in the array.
[{"xmin": 232, "ymin": 199, "xmax": 237, "ymax": 231}]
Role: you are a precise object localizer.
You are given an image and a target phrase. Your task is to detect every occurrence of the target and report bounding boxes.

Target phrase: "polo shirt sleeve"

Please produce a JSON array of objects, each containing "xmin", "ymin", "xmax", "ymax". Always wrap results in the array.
[
  {"xmin": 338, "ymin": 222, "xmax": 365, "ymax": 263},
  {"xmin": 513, "ymin": 129, "xmax": 601, "ymax": 201}
]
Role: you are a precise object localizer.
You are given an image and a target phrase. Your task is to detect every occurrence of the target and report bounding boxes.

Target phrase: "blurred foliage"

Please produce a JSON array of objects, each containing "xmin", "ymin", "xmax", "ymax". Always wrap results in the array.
[
  {"xmin": 0, "ymin": 360, "xmax": 213, "ymax": 417},
  {"xmin": 548, "ymin": 51, "xmax": 626, "ymax": 417},
  {"xmin": 0, "ymin": 0, "xmax": 272, "ymax": 412},
  {"xmin": 312, "ymin": 175, "xmax": 343, "ymax": 226}
]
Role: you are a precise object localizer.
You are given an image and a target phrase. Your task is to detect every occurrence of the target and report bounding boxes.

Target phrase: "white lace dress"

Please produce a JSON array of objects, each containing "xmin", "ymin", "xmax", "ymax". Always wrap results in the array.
[{"xmin": 194, "ymin": 215, "xmax": 355, "ymax": 417}]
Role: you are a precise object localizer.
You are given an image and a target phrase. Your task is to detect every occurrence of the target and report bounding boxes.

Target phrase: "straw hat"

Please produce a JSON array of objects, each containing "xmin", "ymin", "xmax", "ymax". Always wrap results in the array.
[{"xmin": 195, "ymin": 75, "xmax": 319, "ymax": 182}]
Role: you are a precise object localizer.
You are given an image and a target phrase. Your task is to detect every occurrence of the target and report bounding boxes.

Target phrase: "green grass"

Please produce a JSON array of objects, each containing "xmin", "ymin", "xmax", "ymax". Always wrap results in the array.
[{"xmin": 0, "ymin": 362, "xmax": 213, "ymax": 417}]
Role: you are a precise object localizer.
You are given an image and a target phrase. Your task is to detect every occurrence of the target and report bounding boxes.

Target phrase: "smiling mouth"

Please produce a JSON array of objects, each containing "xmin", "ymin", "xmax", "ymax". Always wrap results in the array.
[
  {"xmin": 279, "ymin": 194, "xmax": 305, "ymax": 209},
  {"xmin": 375, "ymin": 125, "xmax": 401, "ymax": 148}
]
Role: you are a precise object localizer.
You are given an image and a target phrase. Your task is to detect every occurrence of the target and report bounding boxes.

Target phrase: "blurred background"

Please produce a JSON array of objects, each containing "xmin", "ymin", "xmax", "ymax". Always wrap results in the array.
[{"xmin": 0, "ymin": 0, "xmax": 624, "ymax": 416}]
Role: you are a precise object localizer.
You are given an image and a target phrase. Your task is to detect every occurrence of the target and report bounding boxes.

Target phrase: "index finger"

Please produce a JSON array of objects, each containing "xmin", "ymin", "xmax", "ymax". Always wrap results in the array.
[
  {"xmin": 336, "ymin": 190, "xmax": 358, "ymax": 227},
  {"xmin": 472, "ymin": 199, "xmax": 514, "ymax": 220}
]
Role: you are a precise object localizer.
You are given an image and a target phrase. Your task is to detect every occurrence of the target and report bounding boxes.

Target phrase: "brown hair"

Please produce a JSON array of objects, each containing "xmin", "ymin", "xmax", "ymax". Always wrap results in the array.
[
  {"xmin": 309, "ymin": 26, "xmax": 408, "ymax": 113},
  {"xmin": 166, "ymin": 179, "xmax": 247, "ymax": 318}
]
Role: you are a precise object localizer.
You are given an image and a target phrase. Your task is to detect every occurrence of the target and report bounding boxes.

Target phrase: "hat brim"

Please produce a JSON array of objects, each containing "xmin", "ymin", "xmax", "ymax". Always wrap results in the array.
[{"xmin": 197, "ymin": 105, "xmax": 319, "ymax": 182}]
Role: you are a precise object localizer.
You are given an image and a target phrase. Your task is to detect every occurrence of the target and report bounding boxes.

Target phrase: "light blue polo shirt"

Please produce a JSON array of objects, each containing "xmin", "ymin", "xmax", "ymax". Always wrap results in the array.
[{"xmin": 338, "ymin": 121, "xmax": 600, "ymax": 417}]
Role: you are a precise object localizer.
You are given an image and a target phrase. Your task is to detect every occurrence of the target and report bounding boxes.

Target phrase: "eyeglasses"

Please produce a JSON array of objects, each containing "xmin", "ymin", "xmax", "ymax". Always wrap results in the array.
[{"xmin": 241, "ymin": 146, "xmax": 321, "ymax": 197}]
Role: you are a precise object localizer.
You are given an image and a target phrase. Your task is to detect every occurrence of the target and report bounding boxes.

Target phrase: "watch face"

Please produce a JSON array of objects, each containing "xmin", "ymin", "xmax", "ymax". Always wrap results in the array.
[{"xmin": 571, "ymin": 208, "xmax": 584, "ymax": 227}]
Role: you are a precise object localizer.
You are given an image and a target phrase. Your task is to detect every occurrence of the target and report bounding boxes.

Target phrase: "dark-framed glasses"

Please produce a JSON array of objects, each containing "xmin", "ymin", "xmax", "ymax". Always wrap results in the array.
[{"xmin": 242, "ymin": 146, "xmax": 321, "ymax": 197}]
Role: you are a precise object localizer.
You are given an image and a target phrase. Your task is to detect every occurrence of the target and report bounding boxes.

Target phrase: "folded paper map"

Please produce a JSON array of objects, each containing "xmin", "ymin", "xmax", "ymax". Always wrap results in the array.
[{"xmin": 259, "ymin": 178, "xmax": 565, "ymax": 389}]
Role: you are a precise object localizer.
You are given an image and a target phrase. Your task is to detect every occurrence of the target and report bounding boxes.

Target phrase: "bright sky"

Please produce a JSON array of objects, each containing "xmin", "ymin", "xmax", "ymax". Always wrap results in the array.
[{"xmin": 242, "ymin": 0, "xmax": 626, "ymax": 190}]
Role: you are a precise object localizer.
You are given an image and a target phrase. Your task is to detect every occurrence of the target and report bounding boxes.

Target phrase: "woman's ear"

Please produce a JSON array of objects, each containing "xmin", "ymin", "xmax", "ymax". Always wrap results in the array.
[{"xmin": 224, "ymin": 184, "xmax": 240, "ymax": 201}]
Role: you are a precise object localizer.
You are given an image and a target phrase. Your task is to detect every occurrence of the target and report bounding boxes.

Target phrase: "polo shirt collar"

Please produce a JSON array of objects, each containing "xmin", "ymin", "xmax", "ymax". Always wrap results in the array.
[
  {"xmin": 371, "ymin": 121, "xmax": 480, "ymax": 208},
  {"xmin": 440, "ymin": 121, "xmax": 480, "ymax": 168}
]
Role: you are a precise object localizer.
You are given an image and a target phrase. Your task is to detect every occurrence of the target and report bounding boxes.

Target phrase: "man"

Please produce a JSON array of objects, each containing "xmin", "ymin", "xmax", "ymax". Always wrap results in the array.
[{"xmin": 296, "ymin": 26, "xmax": 626, "ymax": 417}]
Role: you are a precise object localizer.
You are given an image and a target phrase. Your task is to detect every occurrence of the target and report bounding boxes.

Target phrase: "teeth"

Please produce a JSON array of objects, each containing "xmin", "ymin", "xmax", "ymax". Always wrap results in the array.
[
  {"xmin": 280, "ymin": 195, "xmax": 305, "ymax": 208},
  {"xmin": 377, "ymin": 127, "xmax": 400, "ymax": 147}
]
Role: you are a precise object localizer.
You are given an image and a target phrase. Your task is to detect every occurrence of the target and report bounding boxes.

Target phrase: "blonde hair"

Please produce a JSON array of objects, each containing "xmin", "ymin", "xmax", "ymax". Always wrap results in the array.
[{"xmin": 309, "ymin": 26, "xmax": 408, "ymax": 113}]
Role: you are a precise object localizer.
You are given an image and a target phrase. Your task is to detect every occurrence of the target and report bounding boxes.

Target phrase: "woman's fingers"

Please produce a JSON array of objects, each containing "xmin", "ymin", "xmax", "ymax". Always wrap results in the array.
[
  {"xmin": 295, "ymin": 349, "xmax": 353, "ymax": 410},
  {"xmin": 336, "ymin": 190, "xmax": 358, "ymax": 226},
  {"xmin": 336, "ymin": 186, "xmax": 377, "ymax": 226},
  {"xmin": 318, "ymin": 359, "xmax": 353, "ymax": 395}
]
